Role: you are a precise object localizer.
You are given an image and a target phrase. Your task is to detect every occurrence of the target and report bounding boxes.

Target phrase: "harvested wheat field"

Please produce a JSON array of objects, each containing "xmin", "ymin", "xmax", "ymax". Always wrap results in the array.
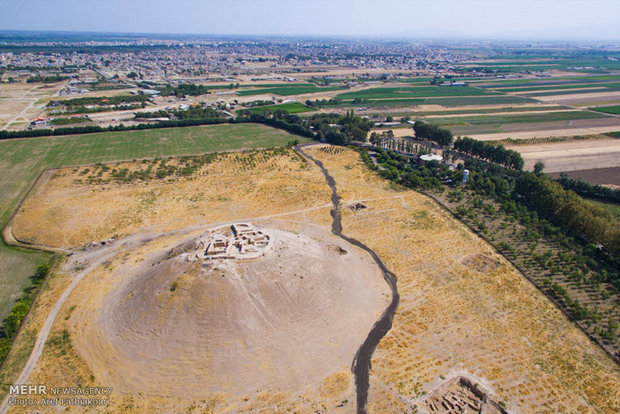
[
  {"xmin": 506, "ymin": 138, "xmax": 620, "ymax": 173},
  {"xmin": 8, "ymin": 145, "xmax": 620, "ymax": 413}
]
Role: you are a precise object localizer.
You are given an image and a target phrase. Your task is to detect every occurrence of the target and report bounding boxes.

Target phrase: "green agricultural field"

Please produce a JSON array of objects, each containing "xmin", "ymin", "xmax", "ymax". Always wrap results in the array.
[
  {"xmin": 474, "ymin": 75, "xmax": 620, "ymax": 89},
  {"xmin": 384, "ymin": 95, "xmax": 537, "ymax": 107},
  {"xmin": 390, "ymin": 105, "xmax": 570, "ymax": 117},
  {"xmin": 335, "ymin": 86, "xmax": 499, "ymax": 100},
  {"xmin": 522, "ymin": 85, "xmax": 620, "ymax": 97},
  {"xmin": 247, "ymin": 102, "xmax": 316, "ymax": 114},
  {"xmin": 318, "ymin": 95, "xmax": 537, "ymax": 109},
  {"xmin": 492, "ymin": 82, "xmax": 620, "ymax": 93},
  {"xmin": 0, "ymin": 123, "xmax": 311, "ymax": 321},
  {"xmin": 237, "ymin": 85, "xmax": 344, "ymax": 96},
  {"xmin": 419, "ymin": 110, "xmax": 609, "ymax": 127},
  {"xmin": 591, "ymin": 105, "xmax": 620, "ymax": 115},
  {"xmin": 461, "ymin": 58, "xmax": 620, "ymax": 73}
]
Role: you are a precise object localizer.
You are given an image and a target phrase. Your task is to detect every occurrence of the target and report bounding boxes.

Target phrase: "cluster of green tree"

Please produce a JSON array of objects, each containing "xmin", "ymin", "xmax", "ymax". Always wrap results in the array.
[
  {"xmin": 429, "ymin": 76, "xmax": 442, "ymax": 85},
  {"xmin": 360, "ymin": 147, "xmax": 462, "ymax": 190},
  {"xmin": 0, "ymin": 264, "xmax": 50, "ymax": 364},
  {"xmin": 305, "ymin": 98, "xmax": 343, "ymax": 107},
  {"xmin": 26, "ymin": 74, "xmax": 68, "ymax": 83},
  {"xmin": 307, "ymin": 111, "xmax": 373, "ymax": 145},
  {"xmin": 235, "ymin": 109, "xmax": 371, "ymax": 145},
  {"xmin": 53, "ymin": 103, "xmax": 146, "ymax": 115},
  {"xmin": 514, "ymin": 172, "xmax": 620, "ymax": 262},
  {"xmin": 557, "ymin": 174, "xmax": 620, "ymax": 203},
  {"xmin": 369, "ymin": 130, "xmax": 394, "ymax": 145},
  {"xmin": 133, "ymin": 109, "xmax": 170, "ymax": 119},
  {"xmin": 463, "ymin": 158, "xmax": 518, "ymax": 199},
  {"xmin": 133, "ymin": 105, "xmax": 220, "ymax": 121},
  {"xmin": 412, "ymin": 120, "xmax": 454, "ymax": 147},
  {"xmin": 236, "ymin": 111, "xmax": 316, "ymax": 139},
  {"xmin": 541, "ymin": 278, "xmax": 598, "ymax": 321},
  {"xmin": 157, "ymin": 83, "xmax": 211, "ymax": 97},
  {"xmin": 241, "ymin": 100, "xmax": 274, "ymax": 108},
  {"xmin": 172, "ymin": 106, "xmax": 221, "ymax": 120},
  {"xmin": 47, "ymin": 94, "xmax": 148, "ymax": 108},
  {"xmin": 50, "ymin": 116, "xmax": 88, "ymax": 125},
  {"xmin": 454, "ymin": 136, "xmax": 524, "ymax": 170}
]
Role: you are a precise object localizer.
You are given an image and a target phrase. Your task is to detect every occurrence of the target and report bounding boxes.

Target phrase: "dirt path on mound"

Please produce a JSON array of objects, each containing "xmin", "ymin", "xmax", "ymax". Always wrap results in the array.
[
  {"xmin": 0, "ymin": 237, "xmax": 138, "ymax": 414},
  {"xmin": 295, "ymin": 143, "xmax": 400, "ymax": 414}
]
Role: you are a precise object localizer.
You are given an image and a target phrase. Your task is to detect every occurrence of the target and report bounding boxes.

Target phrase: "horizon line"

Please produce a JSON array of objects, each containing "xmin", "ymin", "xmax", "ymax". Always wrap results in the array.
[{"xmin": 1, "ymin": 29, "xmax": 619, "ymax": 45}]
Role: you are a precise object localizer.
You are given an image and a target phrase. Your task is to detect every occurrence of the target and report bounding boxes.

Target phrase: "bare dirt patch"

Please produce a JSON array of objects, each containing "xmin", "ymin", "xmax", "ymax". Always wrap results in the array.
[
  {"xmin": 506, "ymin": 138, "xmax": 620, "ymax": 172},
  {"xmin": 461, "ymin": 253, "xmax": 500, "ymax": 273},
  {"xmin": 548, "ymin": 166, "xmax": 620, "ymax": 186}
]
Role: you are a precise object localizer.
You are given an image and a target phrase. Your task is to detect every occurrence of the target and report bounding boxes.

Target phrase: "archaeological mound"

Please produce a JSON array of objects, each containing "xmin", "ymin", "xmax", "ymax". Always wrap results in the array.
[{"xmin": 73, "ymin": 222, "xmax": 389, "ymax": 398}]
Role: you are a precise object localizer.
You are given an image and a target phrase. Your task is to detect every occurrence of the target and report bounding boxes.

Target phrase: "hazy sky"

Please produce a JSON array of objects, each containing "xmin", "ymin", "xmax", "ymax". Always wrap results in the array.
[{"xmin": 1, "ymin": 0, "xmax": 619, "ymax": 41}]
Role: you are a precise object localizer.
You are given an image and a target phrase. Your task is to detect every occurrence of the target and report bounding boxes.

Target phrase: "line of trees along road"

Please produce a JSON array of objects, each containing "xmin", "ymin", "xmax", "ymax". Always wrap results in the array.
[
  {"xmin": 557, "ymin": 174, "xmax": 620, "ymax": 204},
  {"xmin": 453, "ymin": 136, "xmax": 524, "ymax": 170},
  {"xmin": 411, "ymin": 121, "xmax": 524, "ymax": 170}
]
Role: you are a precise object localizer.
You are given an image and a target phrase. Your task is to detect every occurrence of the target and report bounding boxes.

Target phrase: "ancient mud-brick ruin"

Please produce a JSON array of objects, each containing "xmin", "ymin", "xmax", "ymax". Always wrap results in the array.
[{"xmin": 189, "ymin": 223, "xmax": 273, "ymax": 261}]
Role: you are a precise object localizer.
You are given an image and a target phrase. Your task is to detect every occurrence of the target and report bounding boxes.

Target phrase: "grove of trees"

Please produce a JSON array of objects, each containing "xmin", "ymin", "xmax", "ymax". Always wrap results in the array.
[{"xmin": 412, "ymin": 120, "xmax": 454, "ymax": 147}]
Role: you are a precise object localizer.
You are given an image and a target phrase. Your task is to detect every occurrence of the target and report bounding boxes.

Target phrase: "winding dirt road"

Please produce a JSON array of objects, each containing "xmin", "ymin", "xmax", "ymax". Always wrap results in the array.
[{"xmin": 0, "ymin": 240, "xmax": 132, "ymax": 414}]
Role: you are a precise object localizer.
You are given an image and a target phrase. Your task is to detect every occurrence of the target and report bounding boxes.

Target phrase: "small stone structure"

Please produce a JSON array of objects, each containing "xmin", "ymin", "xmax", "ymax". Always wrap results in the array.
[
  {"xmin": 349, "ymin": 202, "xmax": 367, "ymax": 212},
  {"xmin": 423, "ymin": 376, "xmax": 507, "ymax": 414},
  {"xmin": 188, "ymin": 223, "xmax": 273, "ymax": 261}
]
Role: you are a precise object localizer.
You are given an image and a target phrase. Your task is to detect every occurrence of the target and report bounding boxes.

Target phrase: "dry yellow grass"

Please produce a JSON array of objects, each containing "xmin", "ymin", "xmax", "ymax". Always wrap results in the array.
[
  {"xmin": 305, "ymin": 146, "xmax": 620, "ymax": 413},
  {"xmin": 9, "ymin": 148, "xmax": 385, "ymax": 413},
  {"xmin": 10, "ymin": 145, "xmax": 620, "ymax": 413},
  {"xmin": 12, "ymin": 149, "xmax": 332, "ymax": 249}
]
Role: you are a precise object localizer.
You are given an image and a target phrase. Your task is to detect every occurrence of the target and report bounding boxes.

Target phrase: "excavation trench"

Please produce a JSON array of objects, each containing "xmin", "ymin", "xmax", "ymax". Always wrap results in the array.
[{"xmin": 295, "ymin": 144, "xmax": 400, "ymax": 414}]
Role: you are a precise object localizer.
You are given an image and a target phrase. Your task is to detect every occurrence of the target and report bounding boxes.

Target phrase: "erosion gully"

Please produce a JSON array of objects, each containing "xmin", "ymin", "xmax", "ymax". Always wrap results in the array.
[{"xmin": 295, "ymin": 144, "xmax": 400, "ymax": 414}]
